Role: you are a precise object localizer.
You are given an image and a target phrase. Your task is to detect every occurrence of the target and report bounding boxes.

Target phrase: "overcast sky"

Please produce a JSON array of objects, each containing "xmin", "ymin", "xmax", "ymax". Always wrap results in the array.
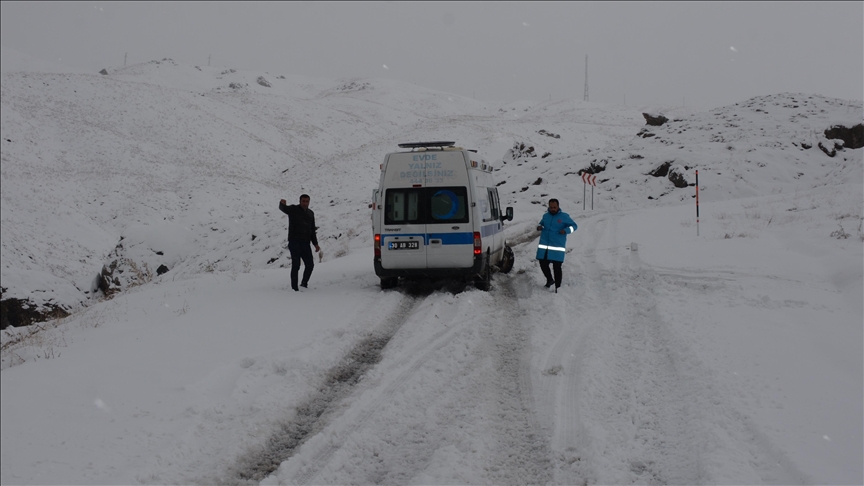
[{"xmin": 2, "ymin": 1, "xmax": 862, "ymax": 109}]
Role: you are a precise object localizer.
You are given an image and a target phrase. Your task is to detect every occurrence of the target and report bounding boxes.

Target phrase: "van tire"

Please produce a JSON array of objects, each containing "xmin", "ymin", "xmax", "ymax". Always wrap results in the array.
[
  {"xmin": 474, "ymin": 250, "xmax": 492, "ymax": 291},
  {"xmin": 499, "ymin": 246, "xmax": 515, "ymax": 274},
  {"xmin": 380, "ymin": 277, "xmax": 399, "ymax": 289}
]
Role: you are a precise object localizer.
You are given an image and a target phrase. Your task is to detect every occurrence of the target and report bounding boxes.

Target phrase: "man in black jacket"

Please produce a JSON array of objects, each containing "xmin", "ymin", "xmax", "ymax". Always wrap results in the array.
[{"xmin": 279, "ymin": 194, "xmax": 321, "ymax": 291}]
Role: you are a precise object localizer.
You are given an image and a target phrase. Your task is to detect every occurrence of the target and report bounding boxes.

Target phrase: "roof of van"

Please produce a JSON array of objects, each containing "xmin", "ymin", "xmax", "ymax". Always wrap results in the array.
[
  {"xmin": 401, "ymin": 147, "xmax": 465, "ymax": 152},
  {"xmin": 397, "ymin": 141, "xmax": 455, "ymax": 149}
]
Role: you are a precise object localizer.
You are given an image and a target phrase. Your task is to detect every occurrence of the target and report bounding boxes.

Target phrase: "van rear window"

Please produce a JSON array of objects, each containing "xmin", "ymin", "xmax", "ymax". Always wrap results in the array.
[
  {"xmin": 385, "ymin": 189, "xmax": 423, "ymax": 224},
  {"xmin": 384, "ymin": 187, "xmax": 469, "ymax": 225},
  {"xmin": 429, "ymin": 187, "xmax": 468, "ymax": 223}
]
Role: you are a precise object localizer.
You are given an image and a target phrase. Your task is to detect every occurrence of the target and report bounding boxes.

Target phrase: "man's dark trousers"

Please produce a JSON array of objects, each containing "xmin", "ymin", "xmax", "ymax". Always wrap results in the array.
[
  {"xmin": 539, "ymin": 258, "xmax": 562, "ymax": 287},
  {"xmin": 288, "ymin": 240, "xmax": 314, "ymax": 290}
]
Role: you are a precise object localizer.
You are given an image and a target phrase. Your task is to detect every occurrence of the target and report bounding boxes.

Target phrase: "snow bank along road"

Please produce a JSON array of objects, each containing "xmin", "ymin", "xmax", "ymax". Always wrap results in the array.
[{"xmin": 181, "ymin": 212, "xmax": 810, "ymax": 485}]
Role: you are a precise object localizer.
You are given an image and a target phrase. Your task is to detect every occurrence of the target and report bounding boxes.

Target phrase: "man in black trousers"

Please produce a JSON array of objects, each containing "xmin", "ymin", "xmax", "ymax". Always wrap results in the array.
[{"xmin": 279, "ymin": 194, "xmax": 320, "ymax": 291}]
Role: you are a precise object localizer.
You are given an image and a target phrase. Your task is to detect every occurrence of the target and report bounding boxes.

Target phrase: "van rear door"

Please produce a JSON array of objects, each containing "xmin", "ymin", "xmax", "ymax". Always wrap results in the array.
[
  {"xmin": 379, "ymin": 152, "xmax": 427, "ymax": 270},
  {"xmin": 380, "ymin": 187, "xmax": 426, "ymax": 269},
  {"xmin": 425, "ymin": 152, "xmax": 474, "ymax": 269}
]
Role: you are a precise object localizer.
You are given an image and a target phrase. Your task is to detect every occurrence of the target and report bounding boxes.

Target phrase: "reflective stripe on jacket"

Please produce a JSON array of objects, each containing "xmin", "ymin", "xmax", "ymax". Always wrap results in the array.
[{"xmin": 535, "ymin": 210, "xmax": 577, "ymax": 262}]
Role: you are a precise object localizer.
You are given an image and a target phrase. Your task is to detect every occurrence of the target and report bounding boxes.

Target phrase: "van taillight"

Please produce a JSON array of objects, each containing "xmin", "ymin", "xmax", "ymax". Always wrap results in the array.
[
  {"xmin": 374, "ymin": 234, "xmax": 381, "ymax": 257},
  {"xmin": 473, "ymin": 232, "xmax": 482, "ymax": 255}
]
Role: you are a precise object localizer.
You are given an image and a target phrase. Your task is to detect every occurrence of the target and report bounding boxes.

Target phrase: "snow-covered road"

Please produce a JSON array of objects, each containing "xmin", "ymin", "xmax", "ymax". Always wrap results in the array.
[
  {"xmin": 2, "ymin": 191, "xmax": 859, "ymax": 486},
  {"xmin": 540, "ymin": 213, "xmax": 809, "ymax": 485},
  {"xmin": 261, "ymin": 260, "xmax": 555, "ymax": 485},
  {"xmin": 223, "ymin": 212, "xmax": 813, "ymax": 485},
  {"xmin": 2, "ymin": 56, "xmax": 860, "ymax": 485}
]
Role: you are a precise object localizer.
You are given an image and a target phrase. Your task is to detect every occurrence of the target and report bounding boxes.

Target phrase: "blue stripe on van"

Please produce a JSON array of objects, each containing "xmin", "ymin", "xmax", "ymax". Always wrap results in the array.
[
  {"xmin": 382, "ymin": 233, "xmax": 475, "ymax": 246},
  {"xmin": 428, "ymin": 232, "xmax": 474, "ymax": 245}
]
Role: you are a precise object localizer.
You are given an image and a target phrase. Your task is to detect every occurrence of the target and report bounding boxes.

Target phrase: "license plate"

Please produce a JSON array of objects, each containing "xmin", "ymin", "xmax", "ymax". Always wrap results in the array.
[{"xmin": 389, "ymin": 240, "xmax": 420, "ymax": 250}]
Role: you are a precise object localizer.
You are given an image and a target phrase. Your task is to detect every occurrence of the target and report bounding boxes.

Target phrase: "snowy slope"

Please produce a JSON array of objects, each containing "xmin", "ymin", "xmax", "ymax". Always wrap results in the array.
[
  {"xmin": 1, "ymin": 52, "xmax": 862, "ymax": 485},
  {"xmin": 4, "ymin": 52, "xmax": 858, "ymax": 320}
]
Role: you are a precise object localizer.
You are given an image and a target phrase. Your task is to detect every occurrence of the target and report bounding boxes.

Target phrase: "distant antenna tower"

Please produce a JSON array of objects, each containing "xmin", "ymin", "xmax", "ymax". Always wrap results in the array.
[{"xmin": 583, "ymin": 55, "xmax": 589, "ymax": 102}]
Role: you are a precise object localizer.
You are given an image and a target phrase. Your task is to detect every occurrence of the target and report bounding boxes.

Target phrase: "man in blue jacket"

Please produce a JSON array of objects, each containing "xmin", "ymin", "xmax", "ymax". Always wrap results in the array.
[{"xmin": 536, "ymin": 198, "xmax": 578, "ymax": 292}]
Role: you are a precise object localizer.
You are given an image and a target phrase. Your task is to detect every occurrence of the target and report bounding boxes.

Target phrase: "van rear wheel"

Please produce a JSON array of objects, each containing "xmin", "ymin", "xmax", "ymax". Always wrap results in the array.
[
  {"xmin": 380, "ymin": 276, "xmax": 398, "ymax": 289},
  {"xmin": 474, "ymin": 250, "xmax": 492, "ymax": 291}
]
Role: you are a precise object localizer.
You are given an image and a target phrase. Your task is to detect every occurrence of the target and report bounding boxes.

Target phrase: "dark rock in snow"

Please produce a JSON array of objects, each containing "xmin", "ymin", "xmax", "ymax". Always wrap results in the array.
[
  {"xmin": 509, "ymin": 142, "xmax": 537, "ymax": 160},
  {"xmin": 0, "ymin": 298, "xmax": 69, "ymax": 330},
  {"xmin": 643, "ymin": 113, "xmax": 669, "ymax": 126},
  {"xmin": 638, "ymin": 128, "xmax": 656, "ymax": 138},
  {"xmin": 668, "ymin": 166, "xmax": 690, "ymax": 188},
  {"xmin": 648, "ymin": 161, "xmax": 673, "ymax": 177},
  {"xmin": 157, "ymin": 264, "xmax": 170, "ymax": 276},
  {"xmin": 97, "ymin": 262, "xmax": 125, "ymax": 298},
  {"xmin": 824, "ymin": 124, "xmax": 863, "ymax": 149},
  {"xmin": 818, "ymin": 141, "xmax": 838, "ymax": 157}
]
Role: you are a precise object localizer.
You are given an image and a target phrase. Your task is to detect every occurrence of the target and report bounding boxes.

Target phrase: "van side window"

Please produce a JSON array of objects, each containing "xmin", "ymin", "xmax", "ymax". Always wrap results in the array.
[
  {"xmin": 385, "ymin": 189, "xmax": 423, "ymax": 224},
  {"xmin": 487, "ymin": 188, "xmax": 500, "ymax": 221},
  {"xmin": 479, "ymin": 194, "xmax": 491, "ymax": 222},
  {"xmin": 428, "ymin": 187, "xmax": 469, "ymax": 224}
]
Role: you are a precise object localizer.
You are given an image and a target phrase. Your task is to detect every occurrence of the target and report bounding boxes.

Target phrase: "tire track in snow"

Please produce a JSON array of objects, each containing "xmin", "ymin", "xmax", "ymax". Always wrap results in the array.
[
  {"xmin": 602, "ymin": 256, "xmax": 710, "ymax": 485},
  {"xmin": 281, "ymin": 290, "xmax": 480, "ymax": 484},
  {"xmin": 532, "ymin": 212, "xmax": 625, "ymax": 485},
  {"xmin": 555, "ymin": 210, "xmax": 809, "ymax": 485},
  {"xmin": 621, "ymin": 250, "xmax": 811, "ymax": 485},
  {"xmin": 480, "ymin": 275, "xmax": 554, "ymax": 486},
  {"xmin": 273, "ymin": 277, "xmax": 553, "ymax": 485},
  {"xmin": 565, "ymin": 210, "xmax": 713, "ymax": 484},
  {"xmin": 212, "ymin": 292, "xmax": 423, "ymax": 485}
]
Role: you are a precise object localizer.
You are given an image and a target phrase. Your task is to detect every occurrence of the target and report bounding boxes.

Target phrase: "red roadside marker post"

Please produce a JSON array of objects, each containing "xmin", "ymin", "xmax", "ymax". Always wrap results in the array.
[{"xmin": 581, "ymin": 172, "xmax": 597, "ymax": 210}]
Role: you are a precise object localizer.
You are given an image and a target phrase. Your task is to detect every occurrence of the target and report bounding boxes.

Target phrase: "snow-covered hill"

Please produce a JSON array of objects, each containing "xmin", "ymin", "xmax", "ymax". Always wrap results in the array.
[
  {"xmin": 1, "ymin": 51, "xmax": 862, "ymax": 485},
  {"xmin": 3, "ymin": 54, "xmax": 859, "ymax": 324}
]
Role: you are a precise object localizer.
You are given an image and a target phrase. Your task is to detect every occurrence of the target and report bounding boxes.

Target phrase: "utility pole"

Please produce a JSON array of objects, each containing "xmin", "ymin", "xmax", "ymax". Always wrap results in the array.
[
  {"xmin": 583, "ymin": 55, "xmax": 589, "ymax": 102},
  {"xmin": 124, "ymin": 52, "xmax": 127, "ymax": 66},
  {"xmin": 208, "ymin": 54, "xmax": 211, "ymax": 66}
]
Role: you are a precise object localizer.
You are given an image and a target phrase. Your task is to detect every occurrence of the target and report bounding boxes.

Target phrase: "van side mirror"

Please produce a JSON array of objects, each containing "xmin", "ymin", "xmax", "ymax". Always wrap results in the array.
[{"xmin": 503, "ymin": 207, "xmax": 514, "ymax": 222}]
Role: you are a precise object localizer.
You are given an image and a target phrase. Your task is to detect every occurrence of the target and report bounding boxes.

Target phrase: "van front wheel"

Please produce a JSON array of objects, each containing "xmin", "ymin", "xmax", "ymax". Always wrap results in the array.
[{"xmin": 499, "ymin": 246, "xmax": 515, "ymax": 274}]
